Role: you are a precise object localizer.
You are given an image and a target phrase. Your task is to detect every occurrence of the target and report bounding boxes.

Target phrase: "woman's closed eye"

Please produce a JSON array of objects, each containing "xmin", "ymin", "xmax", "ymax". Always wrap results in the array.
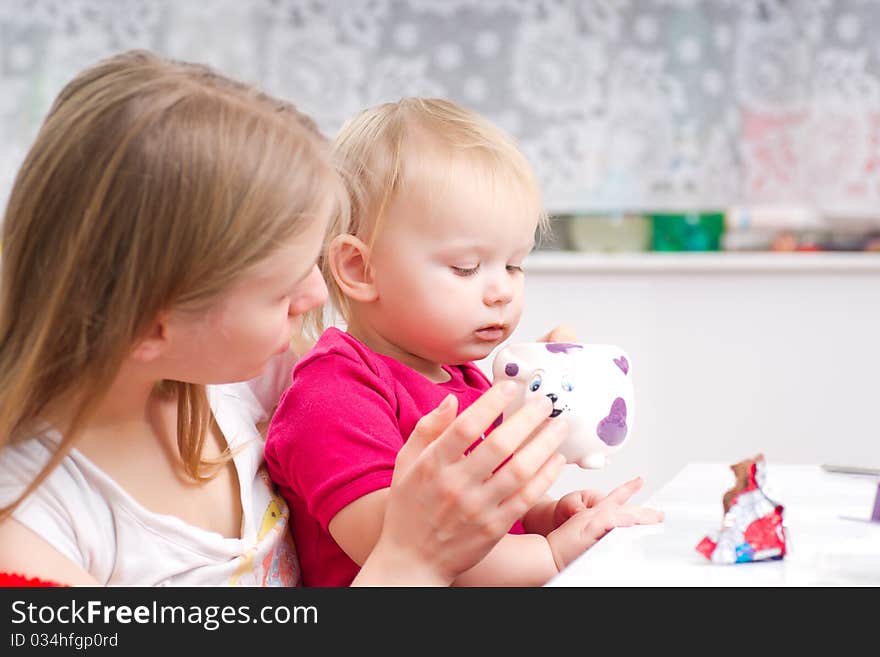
[{"xmin": 506, "ymin": 264, "xmax": 524, "ymax": 274}]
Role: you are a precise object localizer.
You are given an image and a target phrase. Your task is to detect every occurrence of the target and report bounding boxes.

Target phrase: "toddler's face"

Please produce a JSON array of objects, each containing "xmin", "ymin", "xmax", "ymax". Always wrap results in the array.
[{"xmin": 368, "ymin": 174, "xmax": 538, "ymax": 369}]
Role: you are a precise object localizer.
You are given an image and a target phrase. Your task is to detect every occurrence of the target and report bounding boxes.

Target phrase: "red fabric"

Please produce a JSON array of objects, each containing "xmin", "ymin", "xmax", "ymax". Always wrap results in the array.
[
  {"xmin": 266, "ymin": 327, "xmax": 522, "ymax": 587},
  {"xmin": 0, "ymin": 571, "xmax": 67, "ymax": 587}
]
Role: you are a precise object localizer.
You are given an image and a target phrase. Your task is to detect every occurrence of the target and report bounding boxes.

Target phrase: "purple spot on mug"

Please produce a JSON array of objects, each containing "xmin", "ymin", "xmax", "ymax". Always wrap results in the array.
[
  {"xmin": 545, "ymin": 343, "xmax": 583, "ymax": 354},
  {"xmin": 504, "ymin": 362, "xmax": 519, "ymax": 377},
  {"xmin": 596, "ymin": 398, "xmax": 627, "ymax": 446},
  {"xmin": 614, "ymin": 356, "xmax": 629, "ymax": 375}
]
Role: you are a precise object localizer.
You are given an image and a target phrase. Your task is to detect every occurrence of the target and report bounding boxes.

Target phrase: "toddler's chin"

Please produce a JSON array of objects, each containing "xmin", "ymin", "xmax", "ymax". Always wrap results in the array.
[{"xmin": 454, "ymin": 344, "xmax": 498, "ymax": 365}]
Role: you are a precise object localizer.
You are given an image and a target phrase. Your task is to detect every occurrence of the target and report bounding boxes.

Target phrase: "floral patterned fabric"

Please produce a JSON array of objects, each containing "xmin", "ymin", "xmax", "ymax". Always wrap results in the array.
[{"xmin": 3, "ymin": 0, "xmax": 880, "ymax": 214}]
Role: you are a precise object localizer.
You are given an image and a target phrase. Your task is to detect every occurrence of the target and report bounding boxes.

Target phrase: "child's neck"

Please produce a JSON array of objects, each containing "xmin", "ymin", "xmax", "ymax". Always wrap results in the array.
[{"xmin": 344, "ymin": 318, "xmax": 451, "ymax": 384}]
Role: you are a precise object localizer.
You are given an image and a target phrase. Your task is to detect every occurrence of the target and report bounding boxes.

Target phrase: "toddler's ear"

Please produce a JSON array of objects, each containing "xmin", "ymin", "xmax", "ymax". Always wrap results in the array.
[{"xmin": 328, "ymin": 234, "xmax": 378, "ymax": 303}]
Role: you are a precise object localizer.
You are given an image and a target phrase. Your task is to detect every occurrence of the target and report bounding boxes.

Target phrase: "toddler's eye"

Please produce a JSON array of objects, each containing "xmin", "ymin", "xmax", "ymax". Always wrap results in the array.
[
  {"xmin": 506, "ymin": 264, "xmax": 524, "ymax": 273},
  {"xmin": 529, "ymin": 373, "xmax": 543, "ymax": 392},
  {"xmin": 451, "ymin": 265, "xmax": 480, "ymax": 276}
]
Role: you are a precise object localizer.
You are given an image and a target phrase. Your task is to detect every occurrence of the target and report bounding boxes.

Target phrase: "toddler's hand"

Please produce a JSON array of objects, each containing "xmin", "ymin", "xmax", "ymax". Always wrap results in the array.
[
  {"xmin": 552, "ymin": 489, "xmax": 608, "ymax": 529},
  {"xmin": 545, "ymin": 477, "xmax": 664, "ymax": 572}
]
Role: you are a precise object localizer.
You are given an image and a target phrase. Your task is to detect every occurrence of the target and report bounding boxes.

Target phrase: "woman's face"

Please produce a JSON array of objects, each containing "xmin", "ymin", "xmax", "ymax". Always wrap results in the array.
[{"xmin": 163, "ymin": 214, "xmax": 329, "ymax": 384}]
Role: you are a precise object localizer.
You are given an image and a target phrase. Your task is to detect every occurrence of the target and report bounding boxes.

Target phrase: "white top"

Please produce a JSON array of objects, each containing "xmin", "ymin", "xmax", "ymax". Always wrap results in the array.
[
  {"xmin": 547, "ymin": 462, "xmax": 880, "ymax": 586},
  {"xmin": 0, "ymin": 352, "xmax": 301, "ymax": 586}
]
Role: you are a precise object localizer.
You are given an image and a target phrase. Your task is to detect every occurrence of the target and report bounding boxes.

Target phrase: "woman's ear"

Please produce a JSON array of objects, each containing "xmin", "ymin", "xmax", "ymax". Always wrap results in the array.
[
  {"xmin": 130, "ymin": 313, "xmax": 170, "ymax": 363},
  {"xmin": 328, "ymin": 234, "xmax": 378, "ymax": 303}
]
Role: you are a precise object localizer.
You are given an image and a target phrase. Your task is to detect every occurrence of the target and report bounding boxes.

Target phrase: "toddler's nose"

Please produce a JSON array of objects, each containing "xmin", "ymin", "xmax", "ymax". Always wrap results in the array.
[{"xmin": 483, "ymin": 274, "xmax": 514, "ymax": 306}]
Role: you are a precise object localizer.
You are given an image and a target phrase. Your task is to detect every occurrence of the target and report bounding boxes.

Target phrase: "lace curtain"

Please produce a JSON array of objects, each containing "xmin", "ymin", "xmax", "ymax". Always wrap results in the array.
[{"xmin": 3, "ymin": 0, "xmax": 880, "ymax": 216}]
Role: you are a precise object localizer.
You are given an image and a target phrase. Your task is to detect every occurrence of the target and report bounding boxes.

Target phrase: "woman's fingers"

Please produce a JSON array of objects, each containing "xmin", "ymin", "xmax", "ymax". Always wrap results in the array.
[
  {"xmin": 497, "ymin": 452, "xmax": 566, "ymax": 521},
  {"xmin": 464, "ymin": 394, "xmax": 555, "ymax": 476},
  {"xmin": 432, "ymin": 381, "xmax": 519, "ymax": 463},
  {"xmin": 537, "ymin": 324, "xmax": 578, "ymax": 343},
  {"xmin": 394, "ymin": 393, "xmax": 459, "ymax": 481},
  {"xmin": 482, "ymin": 417, "xmax": 568, "ymax": 503},
  {"xmin": 408, "ymin": 394, "xmax": 458, "ymax": 450}
]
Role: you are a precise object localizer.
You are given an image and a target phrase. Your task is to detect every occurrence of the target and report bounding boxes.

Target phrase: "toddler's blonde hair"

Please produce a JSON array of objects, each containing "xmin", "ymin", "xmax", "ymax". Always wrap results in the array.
[{"xmin": 326, "ymin": 97, "xmax": 547, "ymax": 322}]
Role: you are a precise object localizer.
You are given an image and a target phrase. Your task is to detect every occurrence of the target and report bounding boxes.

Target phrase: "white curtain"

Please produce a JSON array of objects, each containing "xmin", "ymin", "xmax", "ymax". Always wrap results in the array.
[{"xmin": 3, "ymin": 0, "xmax": 880, "ymax": 215}]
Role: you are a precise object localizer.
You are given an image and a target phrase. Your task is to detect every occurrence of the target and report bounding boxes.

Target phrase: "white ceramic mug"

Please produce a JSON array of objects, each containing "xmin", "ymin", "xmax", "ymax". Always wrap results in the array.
[{"xmin": 492, "ymin": 342, "xmax": 634, "ymax": 469}]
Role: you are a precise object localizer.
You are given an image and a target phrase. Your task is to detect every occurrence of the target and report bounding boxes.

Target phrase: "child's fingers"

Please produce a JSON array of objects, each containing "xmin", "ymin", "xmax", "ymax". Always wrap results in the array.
[
  {"xmin": 620, "ymin": 506, "xmax": 665, "ymax": 524},
  {"xmin": 550, "ymin": 501, "xmax": 666, "ymax": 568},
  {"xmin": 575, "ymin": 489, "xmax": 607, "ymax": 509},
  {"xmin": 432, "ymin": 381, "xmax": 519, "ymax": 464},
  {"xmin": 576, "ymin": 510, "xmax": 618, "ymax": 545},
  {"xmin": 578, "ymin": 504, "xmax": 664, "ymax": 542},
  {"xmin": 598, "ymin": 476, "xmax": 644, "ymax": 507}
]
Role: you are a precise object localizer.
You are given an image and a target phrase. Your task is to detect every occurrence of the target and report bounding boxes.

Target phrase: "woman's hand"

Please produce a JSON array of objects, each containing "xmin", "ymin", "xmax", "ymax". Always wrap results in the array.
[
  {"xmin": 353, "ymin": 381, "xmax": 568, "ymax": 586},
  {"xmin": 537, "ymin": 324, "xmax": 577, "ymax": 343}
]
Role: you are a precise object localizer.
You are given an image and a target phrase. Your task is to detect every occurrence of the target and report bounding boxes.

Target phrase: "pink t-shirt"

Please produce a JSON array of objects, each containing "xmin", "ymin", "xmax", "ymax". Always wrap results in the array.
[{"xmin": 265, "ymin": 327, "xmax": 524, "ymax": 587}]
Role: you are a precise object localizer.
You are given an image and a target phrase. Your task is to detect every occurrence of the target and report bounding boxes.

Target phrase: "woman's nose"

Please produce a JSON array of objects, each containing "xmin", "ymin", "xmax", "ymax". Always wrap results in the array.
[{"xmin": 290, "ymin": 265, "xmax": 327, "ymax": 316}]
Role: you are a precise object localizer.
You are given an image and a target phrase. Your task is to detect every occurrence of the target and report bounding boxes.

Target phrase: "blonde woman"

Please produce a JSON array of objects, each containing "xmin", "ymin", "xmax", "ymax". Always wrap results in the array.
[{"xmin": 0, "ymin": 51, "xmax": 571, "ymax": 586}]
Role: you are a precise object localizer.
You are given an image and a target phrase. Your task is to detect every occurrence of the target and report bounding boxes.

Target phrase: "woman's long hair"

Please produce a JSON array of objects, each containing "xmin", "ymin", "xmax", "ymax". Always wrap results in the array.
[{"xmin": 0, "ymin": 50, "xmax": 346, "ymax": 517}]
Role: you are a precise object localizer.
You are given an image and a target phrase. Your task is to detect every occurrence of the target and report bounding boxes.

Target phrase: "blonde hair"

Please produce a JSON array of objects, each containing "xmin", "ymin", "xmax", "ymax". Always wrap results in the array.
[
  {"xmin": 0, "ymin": 50, "xmax": 346, "ymax": 517},
  {"xmin": 327, "ymin": 97, "xmax": 547, "ymax": 322}
]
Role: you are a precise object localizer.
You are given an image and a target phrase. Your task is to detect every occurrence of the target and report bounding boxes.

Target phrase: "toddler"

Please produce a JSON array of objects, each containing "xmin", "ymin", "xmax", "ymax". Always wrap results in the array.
[{"xmin": 265, "ymin": 98, "xmax": 662, "ymax": 586}]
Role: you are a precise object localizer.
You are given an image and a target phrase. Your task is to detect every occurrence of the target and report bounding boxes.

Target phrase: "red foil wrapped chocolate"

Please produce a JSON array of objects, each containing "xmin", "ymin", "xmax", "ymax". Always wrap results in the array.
[{"xmin": 696, "ymin": 454, "xmax": 787, "ymax": 564}]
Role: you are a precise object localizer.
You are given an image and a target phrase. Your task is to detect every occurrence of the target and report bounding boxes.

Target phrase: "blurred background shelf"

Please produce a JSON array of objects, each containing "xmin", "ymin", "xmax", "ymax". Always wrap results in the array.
[{"xmin": 524, "ymin": 251, "xmax": 880, "ymax": 274}]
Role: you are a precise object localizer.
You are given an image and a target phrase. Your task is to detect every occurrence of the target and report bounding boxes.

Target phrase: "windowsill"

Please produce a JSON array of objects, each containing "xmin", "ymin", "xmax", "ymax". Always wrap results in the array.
[{"xmin": 524, "ymin": 251, "xmax": 880, "ymax": 273}]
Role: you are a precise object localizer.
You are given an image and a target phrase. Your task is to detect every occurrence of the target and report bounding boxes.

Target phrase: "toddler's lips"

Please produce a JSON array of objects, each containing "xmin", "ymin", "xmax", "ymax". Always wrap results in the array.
[{"xmin": 475, "ymin": 325, "xmax": 505, "ymax": 341}]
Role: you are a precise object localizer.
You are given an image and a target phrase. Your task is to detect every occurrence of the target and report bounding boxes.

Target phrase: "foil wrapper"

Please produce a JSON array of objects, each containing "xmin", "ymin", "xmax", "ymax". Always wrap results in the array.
[{"xmin": 696, "ymin": 454, "xmax": 787, "ymax": 564}]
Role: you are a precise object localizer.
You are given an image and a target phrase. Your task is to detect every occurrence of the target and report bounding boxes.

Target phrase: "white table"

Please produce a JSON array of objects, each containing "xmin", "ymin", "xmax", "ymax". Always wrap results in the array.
[{"xmin": 546, "ymin": 463, "xmax": 880, "ymax": 586}]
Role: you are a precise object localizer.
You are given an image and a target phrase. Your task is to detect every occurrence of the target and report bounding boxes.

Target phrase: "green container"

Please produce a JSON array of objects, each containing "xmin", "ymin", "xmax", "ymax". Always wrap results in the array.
[{"xmin": 649, "ymin": 211, "xmax": 725, "ymax": 252}]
